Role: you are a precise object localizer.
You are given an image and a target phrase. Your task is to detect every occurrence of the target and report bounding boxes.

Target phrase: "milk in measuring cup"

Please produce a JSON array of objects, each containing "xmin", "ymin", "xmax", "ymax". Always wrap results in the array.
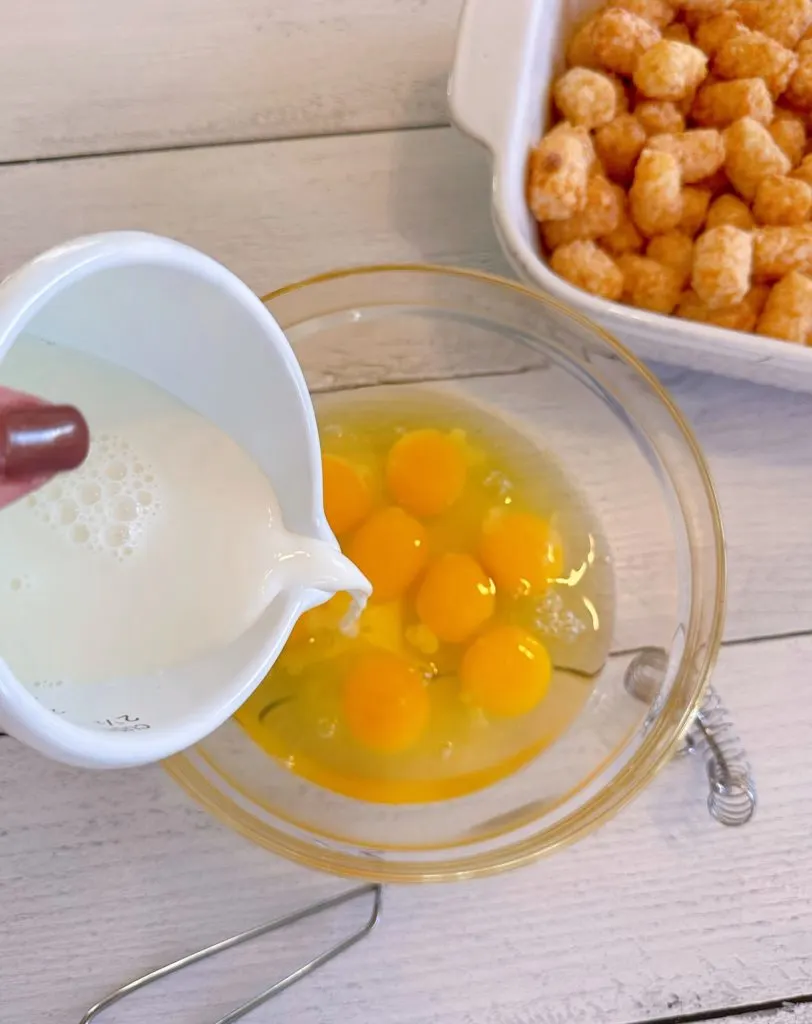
[{"xmin": 0, "ymin": 336, "xmax": 366, "ymax": 686}]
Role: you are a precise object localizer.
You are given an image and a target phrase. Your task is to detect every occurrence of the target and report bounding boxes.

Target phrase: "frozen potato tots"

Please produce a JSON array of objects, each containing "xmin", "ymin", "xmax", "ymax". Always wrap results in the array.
[
  {"xmin": 732, "ymin": 0, "xmax": 812, "ymax": 48},
  {"xmin": 692, "ymin": 78, "xmax": 773, "ymax": 127},
  {"xmin": 706, "ymin": 192, "xmax": 755, "ymax": 228},
  {"xmin": 601, "ymin": 204, "xmax": 646, "ymax": 253},
  {"xmin": 723, "ymin": 116, "xmax": 791, "ymax": 198},
  {"xmin": 541, "ymin": 176, "xmax": 623, "ymax": 247},
  {"xmin": 554, "ymin": 68, "xmax": 619, "ymax": 128},
  {"xmin": 757, "ymin": 270, "xmax": 812, "ymax": 341},
  {"xmin": 633, "ymin": 40, "xmax": 708, "ymax": 100},
  {"xmin": 528, "ymin": 0, "xmax": 812, "ymax": 347},
  {"xmin": 753, "ymin": 174, "xmax": 812, "ymax": 224},
  {"xmin": 630, "ymin": 148, "xmax": 684, "ymax": 234},
  {"xmin": 647, "ymin": 128, "xmax": 726, "ymax": 181},
  {"xmin": 528, "ymin": 122, "xmax": 594, "ymax": 221},
  {"xmin": 713, "ymin": 30, "xmax": 798, "ymax": 97},
  {"xmin": 592, "ymin": 8, "xmax": 661, "ymax": 74},
  {"xmin": 595, "ymin": 113, "xmax": 648, "ymax": 181},
  {"xmin": 692, "ymin": 225, "xmax": 753, "ymax": 307},
  {"xmin": 769, "ymin": 113, "xmax": 807, "ymax": 164},
  {"xmin": 694, "ymin": 11, "xmax": 745, "ymax": 56},
  {"xmin": 635, "ymin": 99, "xmax": 686, "ymax": 133},
  {"xmin": 646, "ymin": 230, "xmax": 695, "ymax": 284},
  {"xmin": 664, "ymin": 22, "xmax": 693, "ymax": 42},
  {"xmin": 786, "ymin": 41, "xmax": 812, "ymax": 108},
  {"xmin": 617, "ymin": 253, "xmax": 683, "ymax": 310},
  {"xmin": 792, "ymin": 152, "xmax": 812, "ymax": 184},
  {"xmin": 680, "ymin": 0, "xmax": 733, "ymax": 13},
  {"xmin": 567, "ymin": 17, "xmax": 602, "ymax": 67},
  {"xmin": 678, "ymin": 285, "xmax": 769, "ymax": 328},
  {"xmin": 615, "ymin": 0, "xmax": 677, "ymax": 27},
  {"xmin": 551, "ymin": 240, "xmax": 625, "ymax": 300},
  {"xmin": 753, "ymin": 225, "xmax": 812, "ymax": 278},
  {"xmin": 679, "ymin": 186, "xmax": 712, "ymax": 234}
]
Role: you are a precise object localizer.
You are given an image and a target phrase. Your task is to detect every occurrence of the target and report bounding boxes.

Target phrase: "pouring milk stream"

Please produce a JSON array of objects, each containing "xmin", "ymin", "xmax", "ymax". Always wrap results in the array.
[{"xmin": 0, "ymin": 233, "xmax": 371, "ymax": 768}]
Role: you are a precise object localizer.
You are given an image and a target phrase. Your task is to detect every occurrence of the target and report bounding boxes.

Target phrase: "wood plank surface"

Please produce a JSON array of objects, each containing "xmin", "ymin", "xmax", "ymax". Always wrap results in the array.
[
  {"xmin": 0, "ymin": 0, "xmax": 461, "ymax": 163},
  {"xmin": 0, "ymin": 127, "xmax": 809, "ymax": 644},
  {"xmin": 1, "ymin": 633, "xmax": 808, "ymax": 1023}
]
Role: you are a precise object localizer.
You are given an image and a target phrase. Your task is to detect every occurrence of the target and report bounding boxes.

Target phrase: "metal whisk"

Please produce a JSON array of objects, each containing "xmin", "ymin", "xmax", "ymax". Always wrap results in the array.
[
  {"xmin": 624, "ymin": 647, "xmax": 756, "ymax": 826},
  {"xmin": 77, "ymin": 884, "xmax": 382, "ymax": 1024}
]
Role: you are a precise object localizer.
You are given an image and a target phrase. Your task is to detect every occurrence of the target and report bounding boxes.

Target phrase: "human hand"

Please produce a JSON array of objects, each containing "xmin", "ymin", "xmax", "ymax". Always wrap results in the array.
[{"xmin": 0, "ymin": 387, "xmax": 89, "ymax": 509}]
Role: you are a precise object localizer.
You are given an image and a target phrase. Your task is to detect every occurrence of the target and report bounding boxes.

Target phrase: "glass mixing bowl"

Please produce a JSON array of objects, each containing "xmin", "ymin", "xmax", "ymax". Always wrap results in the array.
[{"xmin": 165, "ymin": 266, "xmax": 725, "ymax": 882}]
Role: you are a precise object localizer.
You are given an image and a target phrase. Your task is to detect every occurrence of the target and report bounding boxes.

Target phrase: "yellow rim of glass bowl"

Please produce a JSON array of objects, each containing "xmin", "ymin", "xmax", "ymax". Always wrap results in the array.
[{"xmin": 164, "ymin": 264, "xmax": 726, "ymax": 883}]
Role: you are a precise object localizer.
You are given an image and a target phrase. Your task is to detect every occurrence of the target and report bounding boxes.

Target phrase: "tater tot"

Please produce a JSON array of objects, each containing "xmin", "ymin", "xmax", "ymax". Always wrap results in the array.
[
  {"xmin": 679, "ymin": 186, "xmax": 712, "ymax": 234},
  {"xmin": 541, "ymin": 177, "xmax": 624, "ymax": 247},
  {"xmin": 792, "ymin": 152, "xmax": 812, "ymax": 184},
  {"xmin": 714, "ymin": 30, "xmax": 798, "ymax": 97},
  {"xmin": 695, "ymin": 167, "xmax": 731, "ymax": 195},
  {"xmin": 678, "ymin": 284, "xmax": 769, "ymax": 329},
  {"xmin": 752, "ymin": 225, "xmax": 812, "ymax": 278},
  {"xmin": 630, "ymin": 149, "xmax": 684, "ymax": 234},
  {"xmin": 692, "ymin": 225, "xmax": 753, "ymax": 307},
  {"xmin": 664, "ymin": 21, "xmax": 693, "ymax": 42},
  {"xmin": 635, "ymin": 99, "xmax": 686, "ymax": 133},
  {"xmin": 753, "ymin": 174, "xmax": 812, "ymax": 224},
  {"xmin": 601, "ymin": 203, "xmax": 646, "ymax": 253},
  {"xmin": 647, "ymin": 128, "xmax": 726, "ymax": 182},
  {"xmin": 786, "ymin": 42, "xmax": 812, "ymax": 109},
  {"xmin": 732, "ymin": 0, "xmax": 812, "ymax": 48},
  {"xmin": 615, "ymin": 0, "xmax": 677, "ymax": 27},
  {"xmin": 706, "ymin": 192, "xmax": 756, "ymax": 229},
  {"xmin": 592, "ymin": 8, "xmax": 661, "ymax": 74},
  {"xmin": 757, "ymin": 270, "xmax": 812, "ymax": 341},
  {"xmin": 723, "ymin": 116, "xmax": 791, "ymax": 198},
  {"xmin": 567, "ymin": 16, "xmax": 601, "ymax": 67},
  {"xmin": 769, "ymin": 112, "xmax": 807, "ymax": 165},
  {"xmin": 617, "ymin": 253, "xmax": 684, "ymax": 310},
  {"xmin": 692, "ymin": 78, "xmax": 773, "ymax": 127},
  {"xmin": 528, "ymin": 122, "xmax": 595, "ymax": 222},
  {"xmin": 633, "ymin": 40, "xmax": 708, "ymax": 100},
  {"xmin": 594, "ymin": 113, "xmax": 648, "ymax": 182},
  {"xmin": 554, "ymin": 68, "xmax": 619, "ymax": 129},
  {"xmin": 680, "ymin": 0, "xmax": 733, "ymax": 12},
  {"xmin": 694, "ymin": 11, "xmax": 745, "ymax": 56},
  {"xmin": 550, "ymin": 241, "xmax": 625, "ymax": 300},
  {"xmin": 647, "ymin": 230, "xmax": 695, "ymax": 285}
]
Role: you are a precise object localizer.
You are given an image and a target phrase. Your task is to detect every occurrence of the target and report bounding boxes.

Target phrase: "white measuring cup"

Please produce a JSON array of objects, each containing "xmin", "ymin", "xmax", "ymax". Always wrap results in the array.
[{"xmin": 0, "ymin": 232, "xmax": 370, "ymax": 769}]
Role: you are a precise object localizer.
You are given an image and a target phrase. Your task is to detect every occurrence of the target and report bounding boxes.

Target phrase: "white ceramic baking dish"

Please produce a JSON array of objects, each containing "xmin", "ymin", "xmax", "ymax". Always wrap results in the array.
[{"xmin": 449, "ymin": 0, "xmax": 812, "ymax": 392}]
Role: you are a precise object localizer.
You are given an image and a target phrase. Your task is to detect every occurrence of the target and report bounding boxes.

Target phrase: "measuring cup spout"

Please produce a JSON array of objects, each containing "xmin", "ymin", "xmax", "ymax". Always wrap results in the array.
[{"xmin": 268, "ymin": 533, "xmax": 372, "ymax": 612}]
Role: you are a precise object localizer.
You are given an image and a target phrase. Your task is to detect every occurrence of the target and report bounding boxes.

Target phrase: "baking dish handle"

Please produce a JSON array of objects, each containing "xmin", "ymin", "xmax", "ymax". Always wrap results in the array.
[{"xmin": 448, "ymin": 0, "xmax": 536, "ymax": 155}]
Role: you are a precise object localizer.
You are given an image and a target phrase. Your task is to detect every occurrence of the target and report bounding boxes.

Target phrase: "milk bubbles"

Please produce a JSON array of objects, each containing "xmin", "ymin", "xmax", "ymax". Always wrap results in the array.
[{"xmin": 26, "ymin": 433, "xmax": 161, "ymax": 560}]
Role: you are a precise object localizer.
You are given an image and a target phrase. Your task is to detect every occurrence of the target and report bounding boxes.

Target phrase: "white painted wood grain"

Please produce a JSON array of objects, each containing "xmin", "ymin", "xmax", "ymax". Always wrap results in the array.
[
  {"xmin": 0, "ymin": 633, "xmax": 808, "ymax": 1023},
  {"xmin": 1, "ymin": 128, "xmax": 809, "ymax": 643},
  {"xmin": 0, "ymin": 0, "xmax": 461, "ymax": 162}
]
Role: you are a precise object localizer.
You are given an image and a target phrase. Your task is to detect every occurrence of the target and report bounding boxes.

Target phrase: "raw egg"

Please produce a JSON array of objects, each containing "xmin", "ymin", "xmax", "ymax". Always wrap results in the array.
[
  {"xmin": 385, "ymin": 429, "xmax": 467, "ymax": 517},
  {"xmin": 479, "ymin": 511, "xmax": 564, "ymax": 596},
  {"xmin": 415, "ymin": 552, "xmax": 495, "ymax": 643},
  {"xmin": 322, "ymin": 454, "xmax": 372, "ymax": 535},
  {"xmin": 347, "ymin": 506, "xmax": 427, "ymax": 602},
  {"xmin": 342, "ymin": 650, "xmax": 429, "ymax": 753},
  {"xmin": 460, "ymin": 625, "xmax": 552, "ymax": 717}
]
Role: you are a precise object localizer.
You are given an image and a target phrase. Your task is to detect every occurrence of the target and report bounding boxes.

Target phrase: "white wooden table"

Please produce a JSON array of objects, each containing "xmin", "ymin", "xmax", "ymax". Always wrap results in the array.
[{"xmin": 2, "ymin": 3, "xmax": 812, "ymax": 1022}]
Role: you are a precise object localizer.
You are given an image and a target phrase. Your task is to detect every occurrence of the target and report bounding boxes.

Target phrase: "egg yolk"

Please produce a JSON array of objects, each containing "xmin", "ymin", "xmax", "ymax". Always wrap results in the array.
[
  {"xmin": 347, "ymin": 506, "xmax": 428, "ymax": 602},
  {"xmin": 460, "ymin": 625, "xmax": 552, "ymax": 717},
  {"xmin": 478, "ymin": 511, "xmax": 564, "ymax": 596},
  {"xmin": 342, "ymin": 650, "xmax": 429, "ymax": 752},
  {"xmin": 415, "ymin": 553, "xmax": 496, "ymax": 643},
  {"xmin": 322, "ymin": 454, "xmax": 373, "ymax": 536},
  {"xmin": 385, "ymin": 429, "xmax": 467, "ymax": 517}
]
